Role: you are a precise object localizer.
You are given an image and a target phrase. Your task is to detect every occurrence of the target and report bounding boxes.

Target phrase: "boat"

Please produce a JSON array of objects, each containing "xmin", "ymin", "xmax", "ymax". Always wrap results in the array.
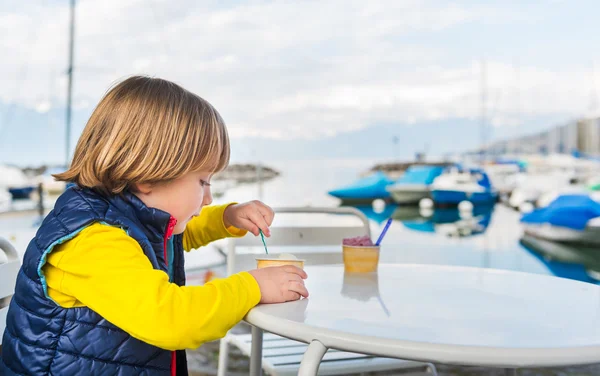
[
  {"xmin": 0, "ymin": 189, "xmax": 11, "ymax": 212},
  {"xmin": 430, "ymin": 167, "xmax": 497, "ymax": 205},
  {"xmin": 506, "ymin": 152, "xmax": 600, "ymax": 210},
  {"xmin": 385, "ymin": 165, "xmax": 446, "ymax": 204},
  {"xmin": 535, "ymin": 185, "xmax": 590, "ymax": 209},
  {"xmin": 507, "ymin": 171, "xmax": 575, "ymax": 210},
  {"xmin": 34, "ymin": 167, "xmax": 68, "ymax": 195},
  {"xmin": 328, "ymin": 171, "xmax": 394, "ymax": 203},
  {"xmin": 8, "ymin": 186, "xmax": 35, "ymax": 200},
  {"xmin": 484, "ymin": 159, "xmax": 526, "ymax": 198},
  {"xmin": 520, "ymin": 194, "xmax": 600, "ymax": 246},
  {"xmin": 0, "ymin": 165, "xmax": 35, "ymax": 200},
  {"xmin": 588, "ymin": 178, "xmax": 600, "ymax": 192},
  {"xmin": 361, "ymin": 160, "xmax": 454, "ymax": 180}
]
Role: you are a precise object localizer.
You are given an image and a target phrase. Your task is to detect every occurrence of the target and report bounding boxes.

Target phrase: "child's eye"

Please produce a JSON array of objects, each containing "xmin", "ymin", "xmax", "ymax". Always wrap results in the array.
[{"xmin": 200, "ymin": 179, "xmax": 211, "ymax": 187}]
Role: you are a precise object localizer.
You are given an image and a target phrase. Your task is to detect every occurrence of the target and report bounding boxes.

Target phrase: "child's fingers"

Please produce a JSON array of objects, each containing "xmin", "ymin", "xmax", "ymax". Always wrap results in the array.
[
  {"xmin": 237, "ymin": 218, "xmax": 260, "ymax": 236},
  {"xmin": 284, "ymin": 291, "xmax": 301, "ymax": 301},
  {"xmin": 283, "ymin": 265, "xmax": 308, "ymax": 279},
  {"xmin": 288, "ymin": 281, "xmax": 309, "ymax": 298},
  {"xmin": 257, "ymin": 203, "xmax": 275, "ymax": 226},
  {"xmin": 288, "ymin": 273, "xmax": 305, "ymax": 284},
  {"xmin": 247, "ymin": 210, "xmax": 271, "ymax": 237}
]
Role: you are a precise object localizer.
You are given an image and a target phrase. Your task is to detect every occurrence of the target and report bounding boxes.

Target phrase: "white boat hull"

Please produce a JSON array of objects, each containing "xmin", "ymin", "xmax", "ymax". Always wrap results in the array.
[
  {"xmin": 386, "ymin": 184, "xmax": 429, "ymax": 204},
  {"xmin": 523, "ymin": 223, "xmax": 600, "ymax": 246}
]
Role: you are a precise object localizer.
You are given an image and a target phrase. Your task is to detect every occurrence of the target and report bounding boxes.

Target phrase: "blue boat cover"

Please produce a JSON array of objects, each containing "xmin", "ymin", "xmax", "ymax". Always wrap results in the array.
[
  {"xmin": 469, "ymin": 168, "xmax": 493, "ymax": 189},
  {"xmin": 328, "ymin": 171, "xmax": 393, "ymax": 200},
  {"xmin": 493, "ymin": 158, "xmax": 527, "ymax": 171},
  {"xmin": 521, "ymin": 194, "xmax": 600, "ymax": 230},
  {"xmin": 396, "ymin": 165, "xmax": 445, "ymax": 185}
]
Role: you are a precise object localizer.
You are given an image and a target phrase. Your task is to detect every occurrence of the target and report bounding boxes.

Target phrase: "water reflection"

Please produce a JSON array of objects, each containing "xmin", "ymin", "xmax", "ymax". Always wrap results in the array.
[
  {"xmin": 341, "ymin": 272, "xmax": 390, "ymax": 316},
  {"xmin": 344, "ymin": 202, "xmax": 495, "ymax": 238},
  {"xmin": 395, "ymin": 206, "xmax": 494, "ymax": 237},
  {"xmin": 346, "ymin": 203, "xmax": 398, "ymax": 224},
  {"xmin": 520, "ymin": 234, "xmax": 600, "ymax": 284}
]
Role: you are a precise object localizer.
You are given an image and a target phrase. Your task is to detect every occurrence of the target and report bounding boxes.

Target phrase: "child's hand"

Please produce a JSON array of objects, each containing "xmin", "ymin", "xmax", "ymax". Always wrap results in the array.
[
  {"xmin": 248, "ymin": 266, "xmax": 309, "ymax": 304},
  {"xmin": 223, "ymin": 201, "xmax": 274, "ymax": 236}
]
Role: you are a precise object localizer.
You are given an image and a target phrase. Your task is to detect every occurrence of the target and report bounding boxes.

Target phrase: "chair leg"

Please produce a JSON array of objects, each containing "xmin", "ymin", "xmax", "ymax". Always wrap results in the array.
[
  {"xmin": 217, "ymin": 337, "xmax": 229, "ymax": 376},
  {"xmin": 427, "ymin": 363, "xmax": 439, "ymax": 376},
  {"xmin": 298, "ymin": 340, "xmax": 328, "ymax": 376},
  {"xmin": 250, "ymin": 326, "xmax": 264, "ymax": 376}
]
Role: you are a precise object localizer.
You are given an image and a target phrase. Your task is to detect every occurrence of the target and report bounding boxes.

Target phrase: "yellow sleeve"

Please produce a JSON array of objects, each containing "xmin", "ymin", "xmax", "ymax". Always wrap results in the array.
[
  {"xmin": 182, "ymin": 203, "xmax": 247, "ymax": 251},
  {"xmin": 43, "ymin": 223, "xmax": 261, "ymax": 350}
]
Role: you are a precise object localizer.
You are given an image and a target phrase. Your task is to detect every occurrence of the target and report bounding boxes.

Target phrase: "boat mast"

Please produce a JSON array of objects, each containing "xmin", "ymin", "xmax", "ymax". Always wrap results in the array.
[
  {"xmin": 65, "ymin": 0, "xmax": 76, "ymax": 166},
  {"xmin": 480, "ymin": 59, "xmax": 487, "ymax": 165}
]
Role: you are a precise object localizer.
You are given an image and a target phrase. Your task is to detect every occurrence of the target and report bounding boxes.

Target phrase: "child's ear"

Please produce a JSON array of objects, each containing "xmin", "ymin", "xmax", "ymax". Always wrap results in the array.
[{"xmin": 135, "ymin": 183, "xmax": 153, "ymax": 195}]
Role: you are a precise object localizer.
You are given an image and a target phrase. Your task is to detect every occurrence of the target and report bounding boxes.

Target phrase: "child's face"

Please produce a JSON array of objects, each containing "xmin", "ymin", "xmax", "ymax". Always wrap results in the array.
[{"xmin": 135, "ymin": 171, "xmax": 214, "ymax": 234}]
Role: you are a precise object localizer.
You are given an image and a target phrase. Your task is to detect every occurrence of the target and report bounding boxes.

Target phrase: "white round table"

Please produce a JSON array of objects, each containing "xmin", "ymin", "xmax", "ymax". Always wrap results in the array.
[{"xmin": 245, "ymin": 264, "xmax": 600, "ymax": 376}]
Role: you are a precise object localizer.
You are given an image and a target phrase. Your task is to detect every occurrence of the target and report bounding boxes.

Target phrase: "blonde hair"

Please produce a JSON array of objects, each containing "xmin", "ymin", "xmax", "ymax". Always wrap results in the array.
[{"xmin": 54, "ymin": 76, "xmax": 230, "ymax": 194}]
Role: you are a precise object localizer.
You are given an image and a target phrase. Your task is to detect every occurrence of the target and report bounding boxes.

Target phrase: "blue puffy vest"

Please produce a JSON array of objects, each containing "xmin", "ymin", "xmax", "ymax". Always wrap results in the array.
[{"xmin": 1, "ymin": 187, "xmax": 189, "ymax": 375}]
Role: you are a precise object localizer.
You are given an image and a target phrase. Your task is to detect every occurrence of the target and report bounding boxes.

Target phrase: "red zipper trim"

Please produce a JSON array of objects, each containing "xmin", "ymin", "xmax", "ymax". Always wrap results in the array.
[
  {"xmin": 162, "ymin": 216, "xmax": 177, "ymax": 376},
  {"xmin": 171, "ymin": 353, "xmax": 177, "ymax": 376},
  {"xmin": 163, "ymin": 216, "xmax": 177, "ymax": 265}
]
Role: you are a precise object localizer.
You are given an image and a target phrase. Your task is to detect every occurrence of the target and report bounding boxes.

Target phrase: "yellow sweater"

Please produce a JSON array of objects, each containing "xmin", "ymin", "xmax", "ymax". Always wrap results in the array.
[{"xmin": 43, "ymin": 204, "xmax": 261, "ymax": 351}]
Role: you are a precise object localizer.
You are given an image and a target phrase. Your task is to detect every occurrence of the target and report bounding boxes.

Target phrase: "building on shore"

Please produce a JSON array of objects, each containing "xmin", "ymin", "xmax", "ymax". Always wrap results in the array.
[{"xmin": 477, "ymin": 117, "xmax": 600, "ymax": 157}]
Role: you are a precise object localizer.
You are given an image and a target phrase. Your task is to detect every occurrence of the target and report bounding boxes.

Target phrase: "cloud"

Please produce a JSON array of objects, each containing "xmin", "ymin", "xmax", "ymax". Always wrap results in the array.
[{"xmin": 0, "ymin": 0, "xmax": 598, "ymax": 140}]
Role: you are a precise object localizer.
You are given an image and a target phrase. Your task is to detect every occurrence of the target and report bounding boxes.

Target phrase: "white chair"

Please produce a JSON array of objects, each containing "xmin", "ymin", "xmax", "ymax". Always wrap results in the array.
[
  {"xmin": 223, "ymin": 206, "xmax": 372, "ymax": 277},
  {"xmin": 217, "ymin": 207, "xmax": 436, "ymax": 376},
  {"xmin": 0, "ymin": 237, "xmax": 20, "ymax": 347}
]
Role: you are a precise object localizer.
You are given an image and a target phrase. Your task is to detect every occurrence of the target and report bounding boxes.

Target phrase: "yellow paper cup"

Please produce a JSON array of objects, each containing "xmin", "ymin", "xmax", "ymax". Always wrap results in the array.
[
  {"xmin": 256, "ymin": 258, "xmax": 305, "ymax": 269},
  {"xmin": 342, "ymin": 245, "xmax": 380, "ymax": 273}
]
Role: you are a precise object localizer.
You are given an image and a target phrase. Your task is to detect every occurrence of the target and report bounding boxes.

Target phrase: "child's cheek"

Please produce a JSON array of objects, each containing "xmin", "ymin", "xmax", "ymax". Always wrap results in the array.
[{"xmin": 173, "ymin": 221, "xmax": 187, "ymax": 235}]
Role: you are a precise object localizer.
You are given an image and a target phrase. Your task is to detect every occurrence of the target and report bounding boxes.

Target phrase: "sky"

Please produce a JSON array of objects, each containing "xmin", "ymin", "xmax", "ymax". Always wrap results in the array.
[{"xmin": 0, "ymin": 0, "xmax": 599, "ymax": 166}]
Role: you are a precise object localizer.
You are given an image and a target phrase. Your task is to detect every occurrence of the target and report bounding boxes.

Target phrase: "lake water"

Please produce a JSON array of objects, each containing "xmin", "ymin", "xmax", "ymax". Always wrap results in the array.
[
  {"xmin": 2, "ymin": 158, "xmax": 598, "ymax": 285},
  {"xmin": 207, "ymin": 159, "xmax": 600, "ymax": 285}
]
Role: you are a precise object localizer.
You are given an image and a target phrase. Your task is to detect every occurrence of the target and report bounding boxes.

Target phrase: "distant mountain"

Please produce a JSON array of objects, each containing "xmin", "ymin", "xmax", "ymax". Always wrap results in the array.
[
  {"xmin": 229, "ymin": 115, "xmax": 563, "ymax": 162},
  {"xmin": 0, "ymin": 101, "xmax": 568, "ymax": 167},
  {"xmin": 0, "ymin": 102, "xmax": 90, "ymax": 167}
]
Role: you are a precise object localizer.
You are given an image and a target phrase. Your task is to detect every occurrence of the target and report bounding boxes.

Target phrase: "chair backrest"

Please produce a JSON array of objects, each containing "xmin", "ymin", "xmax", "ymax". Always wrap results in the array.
[
  {"xmin": 0, "ymin": 237, "xmax": 20, "ymax": 345},
  {"xmin": 226, "ymin": 207, "xmax": 371, "ymax": 275}
]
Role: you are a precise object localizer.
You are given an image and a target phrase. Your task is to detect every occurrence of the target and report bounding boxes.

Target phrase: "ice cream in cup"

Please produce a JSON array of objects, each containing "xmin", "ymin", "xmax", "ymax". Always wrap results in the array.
[
  {"xmin": 342, "ymin": 235, "xmax": 380, "ymax": 273},
  {"xmin": 256, "ymin": 253, "xmax": 305, "ymax": 269}
]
